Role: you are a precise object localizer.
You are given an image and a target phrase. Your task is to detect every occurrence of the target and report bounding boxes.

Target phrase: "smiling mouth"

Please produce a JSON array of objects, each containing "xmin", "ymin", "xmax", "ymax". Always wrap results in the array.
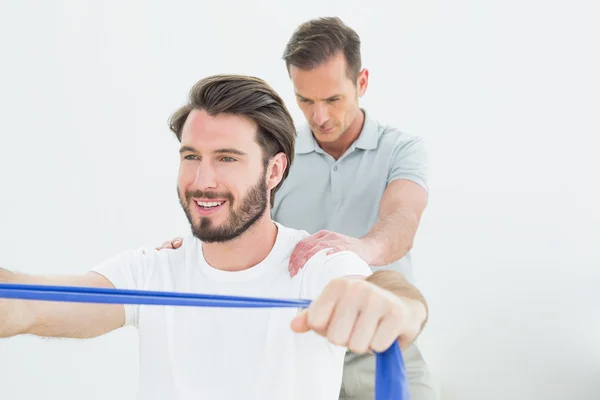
[
  {"xmin": 196, "ymin": 200, "xmax": 225, "ymax": 209},
  {"xmin": 192, "ymin": 199, "xmax": 227, "ymax": 216}
]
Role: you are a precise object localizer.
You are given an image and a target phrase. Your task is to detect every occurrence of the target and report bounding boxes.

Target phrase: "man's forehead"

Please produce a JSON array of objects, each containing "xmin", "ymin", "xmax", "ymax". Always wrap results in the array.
[
  {"xmin": 181, "ymin": 109, "xmax": 258, "ymax": 142},
  {"xmin": 291, "ymin": 63, "xmax": 351, "ymax": 100}
]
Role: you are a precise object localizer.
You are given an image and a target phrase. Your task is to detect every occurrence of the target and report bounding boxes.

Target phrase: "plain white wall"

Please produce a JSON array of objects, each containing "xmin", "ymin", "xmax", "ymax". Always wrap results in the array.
[{"xmin": 1, "ymin": 0, "xmax": 599, "ymax": 399}]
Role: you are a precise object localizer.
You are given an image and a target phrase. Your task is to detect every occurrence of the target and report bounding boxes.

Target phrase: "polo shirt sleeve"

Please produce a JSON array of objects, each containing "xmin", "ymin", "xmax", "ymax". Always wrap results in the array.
[
  {"xmin": 299, "ymin": 250, "xmax": 373, "ymax": 299},
  {"xmin": 387, "ymin": 135, "xmax": 429, "ymax": 192},
  {"xmin": 90, "ymin": 247, "xmax": 156, "ymax": 328}
]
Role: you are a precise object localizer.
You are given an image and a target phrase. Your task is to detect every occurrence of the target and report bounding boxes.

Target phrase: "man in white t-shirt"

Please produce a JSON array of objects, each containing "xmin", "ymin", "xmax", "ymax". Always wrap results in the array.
[{"xmin": 0, "ymin": 74, "xmax": 428, "ymax": 400}]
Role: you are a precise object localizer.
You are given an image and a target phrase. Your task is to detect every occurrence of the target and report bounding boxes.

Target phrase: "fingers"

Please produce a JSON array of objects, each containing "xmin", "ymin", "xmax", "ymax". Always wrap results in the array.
[
  {"xmin": 369, "ymin": 311, "xmax": 403, "ymax": 353},
  {"xmin": 324, "ymin": 287, "xmax": 363, "ymax": 347},
  {"xmin": 156, "ymin": 238, "xmax": 183, "ymax": 251},
  {"xmin": 312, "ymin": 230, "xmax": 331, "ymax": 239},
  {"xmin": 290, "ymin": 244, "xmax": 332, "ymax": 277},
  {"xmin": 290, "ymin": 309, "xmax": 310, "ymax": 333},
  {"xmin": 346, "ymin": 307, "xmax": 382, "ymax": 354},
  {"xmin": 303, "ymin": 279, "xmax": 342, "ymax": 335},
  {"xmin": 288, "ymin": 239, "xmax": 310, "ymax": 272},
  {"xmin": 289, "ymin": 241, "xmax": 314, "ymax": 277},
  {"xmin": 156, "ymin": 241, "xmax": 173, "ymax": 251},
  {"xmin": 289, "ymin": 242, "xmax": 341, "ymax": 277},
  {"xmin": 297, "ymin": 279, "xmax": 407, "ymax": 354},
  {"xmin": 288, "ymin": 231, "xmax": 344, "ymax": 277}
]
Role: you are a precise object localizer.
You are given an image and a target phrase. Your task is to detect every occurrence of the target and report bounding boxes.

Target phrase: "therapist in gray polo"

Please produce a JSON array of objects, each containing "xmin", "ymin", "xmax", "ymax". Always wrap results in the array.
[
  {"xmin": 274, "ymin": 18, "xmax": 436, "ymax": 400},
  {"xmin": 158, "ymin": 17, "xmax": 437, "ymax": 400}
]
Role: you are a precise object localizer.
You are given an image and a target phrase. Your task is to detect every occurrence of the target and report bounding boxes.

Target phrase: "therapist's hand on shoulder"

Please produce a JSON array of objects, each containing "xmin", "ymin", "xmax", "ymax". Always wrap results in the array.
[
  {"xmin": 157, "ymin": 230, "xmax": 378, "ymax": 278},
  {"xmin": 288, "ymin": 230, "xmax": 376, "ymax": 277},
  {"xmin": 290, "ymin": 276, "xmax": 424, "ymax": 353}
]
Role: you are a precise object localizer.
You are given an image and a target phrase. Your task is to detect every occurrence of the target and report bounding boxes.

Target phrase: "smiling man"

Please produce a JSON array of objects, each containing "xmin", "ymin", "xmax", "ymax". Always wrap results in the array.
[{"xmin": 0, "ymin": 74, "xmax": 428, "ymax": 400}]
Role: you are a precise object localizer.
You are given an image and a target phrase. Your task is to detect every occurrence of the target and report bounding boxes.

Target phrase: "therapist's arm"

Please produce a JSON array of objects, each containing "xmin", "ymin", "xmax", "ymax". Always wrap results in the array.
[
  {"xmin": 284, "ymin": 178, "xmax": 427, "ymax": 275},
  {"xmin": 361, "ymin": 179, "xmax": 428, "ymax": 266}
]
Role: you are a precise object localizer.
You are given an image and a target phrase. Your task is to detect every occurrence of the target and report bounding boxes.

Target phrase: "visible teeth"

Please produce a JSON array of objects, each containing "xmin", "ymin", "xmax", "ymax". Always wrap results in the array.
[{"xmin": 196, "ymin": 201, "xmax": 224, "ymax": 207}]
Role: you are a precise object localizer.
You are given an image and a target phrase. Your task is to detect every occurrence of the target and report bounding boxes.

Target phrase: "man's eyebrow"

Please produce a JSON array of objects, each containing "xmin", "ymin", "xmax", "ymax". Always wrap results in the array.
[
  {"xmin": 179, "ymin": 146, "xmax": 247, "ymax": 156},
  {"xmin": 214, "ymin": 148, "xmax": 247, "ymax": 156},
  {"xmin": 295, "ymin": 92, "xmax": 341, "ymax": 101},
  {"xmin": 179, "ymin": 145, "xmax": 196, "ymax": 154}
]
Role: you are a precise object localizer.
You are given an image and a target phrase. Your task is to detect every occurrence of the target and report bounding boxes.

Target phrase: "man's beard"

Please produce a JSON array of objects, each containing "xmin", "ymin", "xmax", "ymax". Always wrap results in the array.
[{"xmin": 178, "ymin": 174, "xmax": 268, "ymax": 243}]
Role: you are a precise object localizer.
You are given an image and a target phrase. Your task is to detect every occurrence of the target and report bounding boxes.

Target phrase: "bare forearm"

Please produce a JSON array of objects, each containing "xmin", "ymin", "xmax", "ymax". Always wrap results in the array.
[
  {"xmin": 0, "ymin": 268, "xmax": 35, "ymax": 338},
  {"xmin": 362, "ymin": 207, "xmax": 420, "ymax": 266}
]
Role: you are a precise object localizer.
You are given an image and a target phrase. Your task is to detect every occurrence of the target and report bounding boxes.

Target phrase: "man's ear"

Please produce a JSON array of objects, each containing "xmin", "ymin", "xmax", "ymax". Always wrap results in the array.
[
  {"xmin": 266, "ymin": 152, "xmax": 288, "ymax": 190},
  {"xmin": 357, "ymin": 68, "xmax": 369, "ymax": 97}
]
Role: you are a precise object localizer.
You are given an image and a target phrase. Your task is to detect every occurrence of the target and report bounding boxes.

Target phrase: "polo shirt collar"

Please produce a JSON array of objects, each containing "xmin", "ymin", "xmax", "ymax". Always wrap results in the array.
[
  {"xmin": 295, "ymin": 109, "xmax": 380, "ymax": 154},
  {"xmin": 354, "ymin": 109, "xmax": 380, "ymax": 150},
  {"xmin": 295, "ymin": 123, "xmax": 319, "ymax": 154}
]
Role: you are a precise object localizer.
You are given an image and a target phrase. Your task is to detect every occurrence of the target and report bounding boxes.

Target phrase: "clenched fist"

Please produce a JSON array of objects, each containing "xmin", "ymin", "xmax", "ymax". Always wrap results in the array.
[{"xmin": 290, "ymin": 275, "xmax": 426, "ymax": 353}]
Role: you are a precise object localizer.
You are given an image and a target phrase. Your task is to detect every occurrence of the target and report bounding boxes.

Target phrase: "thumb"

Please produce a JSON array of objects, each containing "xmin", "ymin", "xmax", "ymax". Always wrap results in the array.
[{"xmin": 290, "ymin": 309, "xmax": 310, "ymax": 333}]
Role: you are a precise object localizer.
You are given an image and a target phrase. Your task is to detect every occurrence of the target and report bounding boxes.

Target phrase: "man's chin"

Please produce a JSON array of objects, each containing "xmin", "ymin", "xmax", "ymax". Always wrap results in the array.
[
  {"xmin": 191, "ymin": 222, "xmax": 239, "ymax": 244},
  {"xmin": 195, "ymin": 234, "xmax": 227, "ymax": 244},
  {"xmin": 313, "ymin": 130, "xmax": 341, "ymax": 141}
]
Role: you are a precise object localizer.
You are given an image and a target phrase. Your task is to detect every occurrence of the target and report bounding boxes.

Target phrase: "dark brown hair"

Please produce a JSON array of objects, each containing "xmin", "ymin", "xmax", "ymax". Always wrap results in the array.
[
  {"xmin": 282, "ymin": 17, "xmax": 362, "ymax": 81},
  {"xmin": 168, "ymin": 74, "xmax": 296, "ymax": 206}
]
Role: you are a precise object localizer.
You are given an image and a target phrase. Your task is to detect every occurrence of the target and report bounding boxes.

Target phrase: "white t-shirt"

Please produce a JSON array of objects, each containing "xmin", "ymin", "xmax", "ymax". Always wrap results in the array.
[{"xmin": 91, "ymin": 223, "xmax": 373, "ymax": 400}]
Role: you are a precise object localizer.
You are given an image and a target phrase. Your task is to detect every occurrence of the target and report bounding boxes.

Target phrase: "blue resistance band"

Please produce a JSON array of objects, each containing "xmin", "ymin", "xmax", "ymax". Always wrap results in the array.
[{"xmin": 0, "ymin": 282, "xmax": 410, "ymax": 400}]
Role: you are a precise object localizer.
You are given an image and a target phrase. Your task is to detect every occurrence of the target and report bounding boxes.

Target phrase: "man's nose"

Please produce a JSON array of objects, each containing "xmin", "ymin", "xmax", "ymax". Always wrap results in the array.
[
  {"xmin": 313, "ymin": 103, "xmax": 329, "ymax": 126},
  {"xmin": 193, "ymin": 162, "xmax": 218, "ymax": 190}
]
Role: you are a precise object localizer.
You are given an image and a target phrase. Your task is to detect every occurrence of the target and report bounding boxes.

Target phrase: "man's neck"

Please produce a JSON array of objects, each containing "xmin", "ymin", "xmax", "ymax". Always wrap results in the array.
[
  {"xmin": 201, "ymin": 214, "xmax": 278, "ymax": 272},
  {"xmin": 317, "ymin": 108, "xmax": 365, "ymax": 160}
]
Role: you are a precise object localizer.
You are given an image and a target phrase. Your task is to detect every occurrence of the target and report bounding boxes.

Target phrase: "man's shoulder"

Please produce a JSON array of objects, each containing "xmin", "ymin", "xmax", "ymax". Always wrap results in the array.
[
  {"xmin": 273, "ymin": 223, "xmax": 311, "ymax": 253},
  {"xmin": 91, "ymin": 234, "xmax": 202, "ymax": 291},
  {"xmin": 93, "ymin": 234, "xmax": 199, "ymax": 273},
  {"xmin": 357, "ymin": 109, "xmax": 421, "ymax": 147},
  {"xmin": 377, "ymin": 123, "xmax": 425, "ymax": 152},
  {"xmin": 305, "ymin": 250, "xmax": 372, "ymax": 275},
  {"xmin": 298, "ymin": 249, "xmax": 372, "ymax": 298}
]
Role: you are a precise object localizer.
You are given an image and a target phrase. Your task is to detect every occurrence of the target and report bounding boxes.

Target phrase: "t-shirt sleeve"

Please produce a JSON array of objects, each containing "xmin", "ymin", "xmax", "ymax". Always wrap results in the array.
[
  {"xmin": 387, "ymin": 135, "xmax": 429, "ymax": 193},
  {"xmin": 90, "ymin": 248, "xmax": 156, "ymax": 328},
  {"xmin": 299, "ymin": 250, "xmax": 373, "ymax": 299}
]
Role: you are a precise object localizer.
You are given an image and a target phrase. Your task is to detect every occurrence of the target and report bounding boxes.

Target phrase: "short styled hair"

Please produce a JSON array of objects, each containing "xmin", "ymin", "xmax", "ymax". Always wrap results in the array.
[{"xmin": 282, "ymin": 17, "xmax": 362, "ymax": 81}]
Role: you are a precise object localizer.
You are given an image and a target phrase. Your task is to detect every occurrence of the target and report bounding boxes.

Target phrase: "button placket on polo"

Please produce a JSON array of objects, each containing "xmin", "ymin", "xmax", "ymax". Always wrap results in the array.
[
  {"xmin": 331, "ymin": 163, "xmax": 341, "ymax": 203},
  {"xmin": 329, "ymin": 146, "xmax": 357, "ymax": 205}
]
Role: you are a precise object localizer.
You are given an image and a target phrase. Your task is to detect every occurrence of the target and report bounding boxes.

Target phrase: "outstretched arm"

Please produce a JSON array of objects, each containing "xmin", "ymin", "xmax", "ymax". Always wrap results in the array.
[
  {"xmin": 290, "ymin": 252, "xmax": 428, "ymax": 353},
  {"xmin": 0, "ymin": 268, "xmax": 125, "ymax": 339}
]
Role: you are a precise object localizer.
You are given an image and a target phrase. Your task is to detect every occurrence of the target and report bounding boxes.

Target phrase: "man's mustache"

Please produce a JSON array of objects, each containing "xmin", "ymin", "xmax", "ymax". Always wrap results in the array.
[{"xmin": 185, "ymin": 190, "xmax": 234, "ymax": 202}]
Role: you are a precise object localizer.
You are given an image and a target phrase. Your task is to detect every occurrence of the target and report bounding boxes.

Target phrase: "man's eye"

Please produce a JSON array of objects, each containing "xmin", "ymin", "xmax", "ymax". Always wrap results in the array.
[
  {"xmin": 184, "ymin": 155, "xmax": 198, "ymax": 160},
  {"xmin": 221, "ymin": 157, "xmax": 236, "ymax": 162}
]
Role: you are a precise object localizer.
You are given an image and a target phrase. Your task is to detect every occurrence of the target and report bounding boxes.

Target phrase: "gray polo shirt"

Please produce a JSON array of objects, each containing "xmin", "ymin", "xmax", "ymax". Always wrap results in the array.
[{"xmin": 272, "ymin": 109, "xmax": 428, "ymax": 284}]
